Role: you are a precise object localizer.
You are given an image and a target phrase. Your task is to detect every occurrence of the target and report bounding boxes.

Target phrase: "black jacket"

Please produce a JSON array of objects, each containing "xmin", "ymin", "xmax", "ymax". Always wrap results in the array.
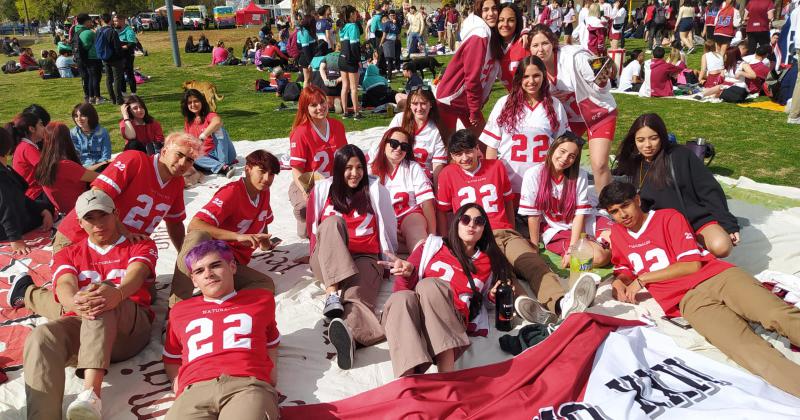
[
  {"xmin": 0, "ymin": 164, "xmax": 47, "ymax": 241},
  {"xmin": 637, "ymin": 145, "xmax": 739, "ymax": 234}
]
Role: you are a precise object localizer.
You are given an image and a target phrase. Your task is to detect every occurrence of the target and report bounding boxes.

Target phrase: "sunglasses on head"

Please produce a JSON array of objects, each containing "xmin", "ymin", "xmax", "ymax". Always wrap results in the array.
[
  {"xmin": 409, "ymin": 84, "xmax": 432, "ymax": 92},
  {"xmin": 459, "ymin": 214, "xmax": 487, "ymax": 227},
  {"xmin": 387, "ymin": 138, "xmax": 412, "ymax": 153}
]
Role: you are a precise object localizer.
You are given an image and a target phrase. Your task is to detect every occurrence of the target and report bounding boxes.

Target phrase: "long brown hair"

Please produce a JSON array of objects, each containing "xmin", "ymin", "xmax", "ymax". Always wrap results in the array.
[
  {"xmin": 534, "ymin": 133, "xmax": 584, "ymax": 222},
  {"xmin": 400, "ymin": 88, "xmax": 441, "ymax": 138},
  {"xmin": 445, "ymin": 203, "xmax": 512, "ymax": 284},
  {"xmin": 291, "ymin": 85, "xmax": 328, "ymax": 131},
  {"xmin": 497, "ymin": 55, "xmax": 559, "ymax": 134},
  {"xmin": 370, "ymin": 127, "xmax": 415, "ymax": 182},
  {"xmin": 34, "ymin": 122, "xmax": 81, "ymax": 187},
  {"xmin": 473, "ymin": 0, "xmax": 504, "ymax": 60}
]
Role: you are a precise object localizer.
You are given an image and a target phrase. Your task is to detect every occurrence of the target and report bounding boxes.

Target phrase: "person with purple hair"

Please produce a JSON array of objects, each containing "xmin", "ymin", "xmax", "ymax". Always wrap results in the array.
[{"xmin": 164, "ymin": 239, "xmax": 280, "ymax": 419}]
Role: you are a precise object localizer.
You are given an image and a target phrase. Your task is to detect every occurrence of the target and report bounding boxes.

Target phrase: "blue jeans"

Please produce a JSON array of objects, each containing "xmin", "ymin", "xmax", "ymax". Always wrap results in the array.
[
  {"xmin": 194, "ymin": 128, "xmax": 237, "ymax": 173},
  {"xmin": 406, "ymin": 32, "xmax": 427, "ymax": 57}
]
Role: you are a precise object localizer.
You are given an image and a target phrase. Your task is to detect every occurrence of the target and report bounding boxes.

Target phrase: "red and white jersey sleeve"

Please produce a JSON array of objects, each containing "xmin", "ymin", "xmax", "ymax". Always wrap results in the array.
[
  {"xmin": 423, "ymin": 246, "xmax": 493, "ymax": 331},
  {"xmin": 519, "ymin": 165, "xmax": 593, "ymax": 243},
  {"xmin": 382, "ymin": 161, "xmax": 434, "ymax": 218},
  {"xmin": 52, "ymin": 237, "xmax": 158, "ymax": 309},
  {"xmin": 385, "ymin": 113, "xmax": 447, "ymax": 177},
  {"xmin": 289, "ymin": 118, "xmax": 348, "ymax": 177},
  {"xmin": 163, "ymin": 289, "xmax": 280, "ymax": 396},
  {"xmin": 58, "ymin": 151, "xmax": 186, "ymax": 242},
  {"xmin": 610, "ymin": 209, "xmax": 733, "ymax": 317},
  {"xmin": 194, "ymin": 179, "xmax": 274, "ymax": 265},
  {"xmin": 319, "ymin": 198, "xmax": 381, "ymax": 254},
  {"xmin": 480, "ymin": 95, "xmax": 568, "ymax": 193},
  {"xmin": 435, "ymin": 160, "xmax": 514, "ymax": 231}
]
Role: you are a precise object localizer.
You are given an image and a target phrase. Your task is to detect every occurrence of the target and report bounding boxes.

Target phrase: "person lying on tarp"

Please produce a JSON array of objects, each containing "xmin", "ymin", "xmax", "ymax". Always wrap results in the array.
[
  {"xmin": 11, "ymin": 189, "xmax": 157, "ymax": 420},
  {"xmin": 163, "ymin": 239, "xmax": 281, "ymax": 420},
  {"xmin": 0, "ymin": 127, "xmax": 54, "ymax": 255},
  {"xmin": 600, "ymin": 181, "xmax": 800, "ymax": 398}
]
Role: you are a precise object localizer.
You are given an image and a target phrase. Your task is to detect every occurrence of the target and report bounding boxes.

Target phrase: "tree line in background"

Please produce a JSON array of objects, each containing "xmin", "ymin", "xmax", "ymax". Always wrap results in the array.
[{"xmin": 1, "ymin": 0, "xmax": 227, "ymax": 24}]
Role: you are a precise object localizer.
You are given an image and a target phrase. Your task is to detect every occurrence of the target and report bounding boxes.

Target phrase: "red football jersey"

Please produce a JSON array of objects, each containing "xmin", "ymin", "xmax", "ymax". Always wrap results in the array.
[
  {"xmin": 436, "ymin": 159, "xmax": 514, "ymax": 230},
  {"xmin": 57, "ymin": 151, "xmax": 186, "ymax": 242},
  {"xmin": 289, "ymin": 118, "xmax": 348, "ymax": 177},
  {"xmin": 163, "ymin": 289, "xmax": 280, "ymax": 396},
  {"xmin": 610, "ymin": 209, "xmax": 733, "ymax": 317},
  {"xmin": 194, "ymin": 178, "xmax": 274, "ymax": 265},
  {"xmin": 11, "ymin": 139, "xmax": 42, "ymax": 200},
  {"xmin": 422, "ymin": 246, "xmax": 493, "ymax": 324},
  {"xmin": 51, "ymin": 236, "xmax": 158, "ymax": 312},
  {"xmin": 320, "ymin": 198, "xmax": 380, "ymax": 254}
]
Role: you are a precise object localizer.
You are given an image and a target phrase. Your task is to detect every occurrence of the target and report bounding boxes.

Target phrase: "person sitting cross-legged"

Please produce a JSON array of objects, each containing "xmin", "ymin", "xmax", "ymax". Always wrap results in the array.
[
  {"xmin": 12, "ymin": 189, "xmax": 158, "ymax": 420},
  {"xmin": 163, "ymin": 239, "xmax": 281, "ymax": 420},
  {"xmin": 168, "ymin": 149, "xmax": 280, "ymax": 307},
  {"xmin": 600, "ymin": 181, "xmax": 800, "ymax": 397}
]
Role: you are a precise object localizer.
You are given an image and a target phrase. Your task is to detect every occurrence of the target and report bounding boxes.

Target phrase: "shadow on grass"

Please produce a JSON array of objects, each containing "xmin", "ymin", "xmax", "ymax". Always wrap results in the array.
[
  {"xmin": 143, "ymin": 91, "xmax": 186, "ymax": 103},
  {"xmin": 708, "ymin": 166, "xmax": 734, "ymax": 177},
  {"xmin": 223, "ymin": 109, "xmax": 260, "ymax": 117}
]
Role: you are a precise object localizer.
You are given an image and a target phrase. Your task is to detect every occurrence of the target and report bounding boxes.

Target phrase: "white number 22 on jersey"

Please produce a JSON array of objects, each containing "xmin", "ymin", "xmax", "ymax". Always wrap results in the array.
[
  {"xmin": 627, "ymin": 248, "xmax": 670, "ymax": 274},
  {"xmin": 457, "ymin": 185, "xmax": 498, "ymax": 213},
  {"xmin": 185, "ymin": 313, "xmax": 253, "ymax": 362},
  {"xmin": 122, "ymin": 194, "xmax": 170, "ymax": 233}
]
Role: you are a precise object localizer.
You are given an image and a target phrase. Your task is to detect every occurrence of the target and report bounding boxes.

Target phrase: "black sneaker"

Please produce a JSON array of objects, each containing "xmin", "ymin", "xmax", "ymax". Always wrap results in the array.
[
  {"xmin": 328, "ymin": 318, "xmax": 354, "ymax": 370},
  {"xmin": 323, "ymin": 293, "xmax": 344, "ymax": 319},
  {"xmin": 6, "ymin": 274, "xmax": 33, "ymax": 309},
  {"xmin": 352, "ymin": 112, "xmax": 364, "ymax": 121},
  {"xmin": 342, "ymin": 112, "xmax": 354, "ymax": 118}
]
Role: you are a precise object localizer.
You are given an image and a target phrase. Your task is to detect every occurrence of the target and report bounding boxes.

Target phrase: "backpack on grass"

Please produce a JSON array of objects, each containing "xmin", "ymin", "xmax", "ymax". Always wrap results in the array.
[{"xmin": 282, "ymin": 82, "xmax": 301, "ymax": 101}]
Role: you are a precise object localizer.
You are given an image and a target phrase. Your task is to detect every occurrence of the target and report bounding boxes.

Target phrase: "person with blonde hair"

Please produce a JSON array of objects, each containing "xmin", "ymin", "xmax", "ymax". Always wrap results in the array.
[{"xmin": 52, "ymin": 131, "xmax": 201, "ymax": 253}]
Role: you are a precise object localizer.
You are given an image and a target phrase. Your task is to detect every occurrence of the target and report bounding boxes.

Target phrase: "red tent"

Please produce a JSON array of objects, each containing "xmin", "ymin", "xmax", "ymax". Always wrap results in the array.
[{"xmin": 236, "ymin": 2, "xmax": 270, "ymax": 26}]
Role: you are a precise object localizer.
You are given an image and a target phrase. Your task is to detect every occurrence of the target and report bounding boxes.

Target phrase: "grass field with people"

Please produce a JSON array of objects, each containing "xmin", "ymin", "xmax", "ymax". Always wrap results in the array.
[{"xmin": 0, "ymin": 27, "xmax": 797, "ymax": 186}]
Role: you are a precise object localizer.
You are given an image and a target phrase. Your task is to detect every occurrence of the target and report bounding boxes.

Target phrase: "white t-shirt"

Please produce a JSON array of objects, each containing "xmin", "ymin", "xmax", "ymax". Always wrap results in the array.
[
  {"xmin": 518, "ymin": 163, "xmax": 595, "ymax": 244},
  {"xmin": 619, "ymin": 59, "xmax": 641, "ymax": 91},
  {"xmin": 479, "ymin": 95, "xmax": 569, "ymax": 194}
]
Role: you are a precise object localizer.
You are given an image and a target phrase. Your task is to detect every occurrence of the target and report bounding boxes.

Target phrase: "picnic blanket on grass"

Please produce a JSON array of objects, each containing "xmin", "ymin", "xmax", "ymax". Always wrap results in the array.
[{"xmin": 1, "ymin": 127, "xmax": 799, "ymax": 419}]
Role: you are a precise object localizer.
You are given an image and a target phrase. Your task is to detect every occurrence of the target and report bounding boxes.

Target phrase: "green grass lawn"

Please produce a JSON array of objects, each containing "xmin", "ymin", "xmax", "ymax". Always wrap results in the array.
[{"xmin": 0, "ymin": 29, "xmax": 797, "ymax": 186}]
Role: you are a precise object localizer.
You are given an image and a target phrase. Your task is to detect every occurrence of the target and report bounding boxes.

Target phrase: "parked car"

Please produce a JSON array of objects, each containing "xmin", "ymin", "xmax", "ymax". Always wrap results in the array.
[{"xmin": 138, "ymin": 12, "xmax": 161, "ymax": 30}]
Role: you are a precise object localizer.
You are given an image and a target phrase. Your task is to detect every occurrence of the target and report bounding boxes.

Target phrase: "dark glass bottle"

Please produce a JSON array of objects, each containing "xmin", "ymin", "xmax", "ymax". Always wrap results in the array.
[{"xmin": 495, "ymin": 279, "xmax": 514, "ymax": 331}]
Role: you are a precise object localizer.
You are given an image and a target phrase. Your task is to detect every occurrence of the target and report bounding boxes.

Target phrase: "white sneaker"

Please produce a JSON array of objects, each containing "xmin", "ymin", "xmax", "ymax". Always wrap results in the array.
[
  {"xmin": 514, "ymin": 296, "xmax": 556, "ymax": 324},
  {"xmin": 788, "ymin": 116, "xmax": 800, "ymax": 125},
  {"xmin": 67, "ymin": 389, "xmax": 102, "ymax": 420},
  {"xmin": 559, "ymin": 273, "xmax": 599, "ymax": 320}
]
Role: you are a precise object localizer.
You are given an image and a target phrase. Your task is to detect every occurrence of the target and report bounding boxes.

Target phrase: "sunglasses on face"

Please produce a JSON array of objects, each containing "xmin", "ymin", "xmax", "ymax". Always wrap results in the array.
[
  {"xmin": 459, "ymin": 214, "xmax": 487, "ymax": 227},
  {"xmin": 409, "ymin": 84, "xmax": 432, "ymax": 92},
  {"xmin": 387, "ymin": 138, "xmax": 412, "ymax": 153}
]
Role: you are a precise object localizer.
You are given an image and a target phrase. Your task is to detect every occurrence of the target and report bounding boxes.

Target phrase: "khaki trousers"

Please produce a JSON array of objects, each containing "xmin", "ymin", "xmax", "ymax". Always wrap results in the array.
[
  {"xmin": 381, "ymin": 278, "xmax": 470, "ymax": 377},
  {"xmin": 288, "ymin": 182, "xmax": 308, "ymax": 239},
  {"xmin": 166, "ymin": 375, "xmax": 279, "ymax": 420},
  {"xmin": 680, "ymin": 267, "xmax": 800, "ymax": 397},
  {"xmin": 788, "ymin": 51, "xmax": 800, "ymax": 120},
  {"xmin": 494, "ymin": 229, "xmax": 565, "ymax": 313},
  {"xmin": 310, "ymin": 216, "xmax": 385, "ymax": 346},
  {"xmin": 169, "ymin": 230, "xmax": 275, "ymax": 307},
  {"xmin": 25, "ymin": 285, "xmax": 65, "ymax": 320},
  {"xmin": 24, "ymin": 299, "xmax": 152, "ymax": 420},
  {"xmin": 52, "ymin": 231, "xmax": 73, "ymax": 254}
]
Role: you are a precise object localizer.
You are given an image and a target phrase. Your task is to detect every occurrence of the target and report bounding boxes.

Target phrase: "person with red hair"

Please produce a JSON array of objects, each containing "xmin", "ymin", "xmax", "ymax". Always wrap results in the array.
[
  {"xmin": 369, "ymin": 127, "xmax": 436, "ymax": 253},
  {"xmin": 480, "ymin": 55, "xmax": 568, "ymax": 200},
  {"xmin": 34, "ymin": 122, "xmax": 98, "ymax": 215},
  {"xmin": 288, "ymin": 85, "xmax": 348, "ymax": 239}
]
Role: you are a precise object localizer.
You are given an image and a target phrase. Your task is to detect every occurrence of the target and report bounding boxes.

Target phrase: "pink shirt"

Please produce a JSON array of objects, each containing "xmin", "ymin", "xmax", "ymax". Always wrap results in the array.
[
  {"xmin": 184, "ymin": 112, "xmax": 219, "ymax": 155},
  {"xmin": 211, "ymin": 47, "xmax": 229, "ymax": 65}
]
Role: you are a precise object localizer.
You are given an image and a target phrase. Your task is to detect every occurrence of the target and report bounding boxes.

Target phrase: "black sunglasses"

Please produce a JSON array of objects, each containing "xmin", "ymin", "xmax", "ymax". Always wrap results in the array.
[
  {"xmin": 459, "ymin": 214, "xmax": 487, "ymax": 227},
  {"xmin": 409, "ymin": 84, "xmax": 431, "ymax": 92},
  {"xmin": 387, "ymin": 138, "xmax": 413, "ymax": 153}
]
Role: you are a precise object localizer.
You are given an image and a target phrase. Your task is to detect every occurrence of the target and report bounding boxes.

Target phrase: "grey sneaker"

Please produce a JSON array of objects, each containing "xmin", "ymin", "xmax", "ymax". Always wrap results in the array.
[
  {"xmin": 66, "ymin": 389, "xmax": 102, "ymax": 420},
  {"xmin": 323, "ymin": 293, "xmax": 344, "ymax": 319},
  {"xmin": 559, "ymin": 273, "xmax": 598, "ymax": 320},
  {"xmin": 224, "ymin": 165, "xmax": 236, "ymax": 178},
  {"xmin": 6, "ymin": 274, "xmax": 33, "ymax": 309},
  {"xmin": 328, "ymin": 318, "xmax": 354, "ymax": 370},
  {"xmin": 514, "ymin": 296, "xmax": 556, "ymax": 324}
]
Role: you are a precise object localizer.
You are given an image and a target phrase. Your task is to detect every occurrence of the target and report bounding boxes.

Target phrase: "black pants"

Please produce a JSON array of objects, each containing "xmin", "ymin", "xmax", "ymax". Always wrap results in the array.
[
  {"xmin": 123, "ymin": 53, "xmax": 136, "ymax": 93},
  {"xmin": 79, "ymin": 59, "xmax": 101, "ymax": 99},
  {"xmin": 747, "ymin": 31, "xmax": 770, "ymax": 54},
  {"xmin": 104, "ymin": 59, "xmax": 125, "ymax": 104},
  {"xmin": 260, "ymin": 56, "xmax": 288, "ymax": 68}
]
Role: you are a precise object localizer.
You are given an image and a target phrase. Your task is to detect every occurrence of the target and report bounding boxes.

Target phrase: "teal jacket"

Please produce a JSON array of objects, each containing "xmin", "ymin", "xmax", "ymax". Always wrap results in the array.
[
  {"xmin": 361, "ymin": 64, "xmax": 388, "ymax": 91},
  {"xmin": 75, "ymin": 25, "xmax": 98, "ymax": 60}
]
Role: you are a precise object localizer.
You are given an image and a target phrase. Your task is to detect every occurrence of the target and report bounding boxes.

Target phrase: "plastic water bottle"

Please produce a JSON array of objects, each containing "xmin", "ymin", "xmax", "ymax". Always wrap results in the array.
[
  {"xmin": 569, "ymin": 233, "xmax": 594, "ymax": 288},
  {"xmin": 495, "ymin": 280, "xmax": 514, "ymax": 331}
]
